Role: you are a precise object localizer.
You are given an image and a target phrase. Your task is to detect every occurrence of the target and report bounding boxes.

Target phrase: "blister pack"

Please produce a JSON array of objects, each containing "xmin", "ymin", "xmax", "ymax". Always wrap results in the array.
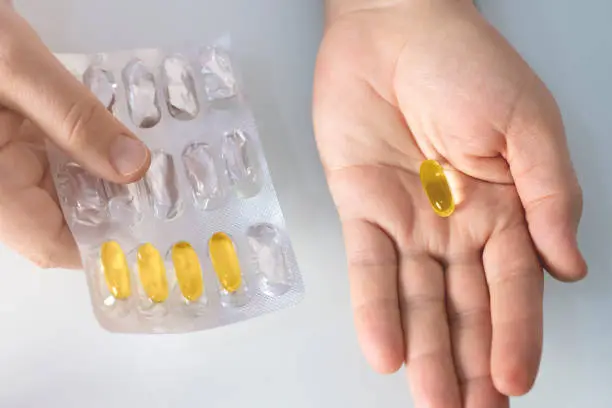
[{"xmin": 48, "ymin": 40, "xmax": 304, "ymax": 333}]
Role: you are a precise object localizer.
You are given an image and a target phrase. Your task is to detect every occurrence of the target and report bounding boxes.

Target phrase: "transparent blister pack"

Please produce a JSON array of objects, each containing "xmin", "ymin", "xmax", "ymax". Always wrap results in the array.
[{"xmin": 48, "ymin": 39, "xmax": 304, "ymax": 333}]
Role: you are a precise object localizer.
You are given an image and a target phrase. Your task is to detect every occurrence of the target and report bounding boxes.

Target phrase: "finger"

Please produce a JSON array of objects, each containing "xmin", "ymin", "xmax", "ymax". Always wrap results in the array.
[
  {"xmin": 484, "ymin": 224, "xmax": 543, "ymax": 397},
  {"xmin": 505, "ymin": 82, "xmax": 586, "ymax": 281},
  {"xmin": 0, "ymin": 187, "xmax": 80, "ymax": 269},
  {"xmin": 0, "ymin": 119, "xmax": 79, "ymax": 268},
  {"xmin": 344, "ymin": 219, "xmax": 404, "ymax": 374},
  {"xmin": 0, "ymin": 10, "xmax": 149, "ymax": 183},
  {"xmin": 0, "ymin": 108, "xmax": 22, "ymax": 146},
  {"xmin": 400, "ymin": 252, "xmax": 461, "ymax": 408},
  {"xmin": 446, "ymin": 253, "xmax": 509, "ymax": 408}
]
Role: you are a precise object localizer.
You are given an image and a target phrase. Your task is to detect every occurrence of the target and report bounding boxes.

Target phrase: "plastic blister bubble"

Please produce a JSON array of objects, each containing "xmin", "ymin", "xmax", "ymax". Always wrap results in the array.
[
  {"xmin": 222, "ymin": 129, "xmax": 261, "ymax": 198},
  {"xmin": 104, "ymin": 181, "xmax": 143, "ymax": 225},
  {"xmin": 57, "ymin": 163, "xmax": 109, "ymax": 227},
  {"xmin": 83, "ymin": 64, "xmax": 116, "ymax": 111},
  {"xmin": 48, "ymin": 38, "xmax": 304, "ymax": 334},
  {"xmin": 182, "ymin": 142, "xmax": 227, "ymax": 210},
  {"xmin": 200, "ymin": 46, "xmax": 237, "ymax": 102},
  {"xmin": 145, "ymin": 151, "xmax": 183, "ymax": 221},
  {"xmin": 162, "ymin": 55, "xmax": 200, "ymax": 120},
  {"xmin": 247, "ymin": 224, "xmax": 293, "ymax": 296},
  {"xmin": 123, "ymin": 59, "xmax": 162, "ymax": 128}
]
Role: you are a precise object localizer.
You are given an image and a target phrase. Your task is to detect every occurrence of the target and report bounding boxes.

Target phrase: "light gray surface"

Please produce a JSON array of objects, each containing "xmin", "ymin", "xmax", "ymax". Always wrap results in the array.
[{"xmin": 0, "ymin": 0, "xmax": 609, "ymax": 407}]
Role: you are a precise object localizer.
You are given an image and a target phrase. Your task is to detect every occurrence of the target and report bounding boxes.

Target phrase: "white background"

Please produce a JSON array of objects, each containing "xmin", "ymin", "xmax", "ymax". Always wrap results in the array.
[{"xmin": 0, "ymin": 0, "xmax": 609, "ymax": 407}]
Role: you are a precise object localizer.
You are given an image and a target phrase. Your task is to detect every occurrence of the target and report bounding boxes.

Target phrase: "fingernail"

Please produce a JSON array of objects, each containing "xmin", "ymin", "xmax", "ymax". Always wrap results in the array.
[{"xmin": 110, "ymin": 135, "xmax": 149, "ymax": 176}]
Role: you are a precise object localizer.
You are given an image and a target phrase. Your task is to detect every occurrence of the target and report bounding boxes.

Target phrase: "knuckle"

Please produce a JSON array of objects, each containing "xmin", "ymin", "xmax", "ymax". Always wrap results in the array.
[
  {"xmin": 62, "ymin": 99, "xmax": 103, "ymax": 147},
  {"xmin": 490, "ymin": 266, "xmax": 537, "ymax": 289},
  {"xmin": 348, "ymin": 251, "xmax": 396, "ymax": 271},
  {"xmin": 401, "ymin": 293, "xmax": 445, "ymax": 313},
  {"xmin": 447, "ymin": 307, "xmax": 490, "ymax": 330}
]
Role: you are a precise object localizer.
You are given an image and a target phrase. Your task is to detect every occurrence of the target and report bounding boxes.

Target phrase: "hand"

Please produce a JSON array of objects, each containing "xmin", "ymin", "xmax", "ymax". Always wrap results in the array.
[
  {"xmin": 0, "ymin": 4, "xmax": 150, "ymax": 268},
  {"xmin": 314, "ymin": 1, "xmax": 586, "ymax": 407}
]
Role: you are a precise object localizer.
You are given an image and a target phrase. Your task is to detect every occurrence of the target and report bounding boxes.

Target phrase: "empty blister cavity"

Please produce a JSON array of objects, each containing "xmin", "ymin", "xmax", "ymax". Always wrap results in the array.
[
  {"xmin": 200, "ymin": 46, "xmax": 237, "ymax": 101},
  {"xmin": 222, "ymin": 130, "xmax": 261, "ymax": 197},
  {"xmin": 137, "ymin": 243, "xmax": 169, "ymax": 304},
  {"xmin": 182, "ymin": 143, "xmax": 225, "ymax": 210},
  {"xmin": 83, "ymin": 65, "xmax": 116, "ymax": 110},
  {"xmin": 104, "ymin": 181, "xmax": 143, "ymax": 225},
  {"xmin": 171, "ymin": 242, "xmax": 205, "ymax": 302},
  {"xmin": 145, "ymin": 151, "xmax": 182, "ymax": 220},
  {"xmin": 57, "ymin": 163, "xmax": 108, "ymax": 226},
  {"xmin": 247, "ymin": 224, "xmax": 292, "ymax": 296},
  {"xmin": 123, "ymin": 59, "xmax": 161, "ymax": 128},
  {"xmin": 162, "ymin": 55, "xmax": 199, "ymax": 120}
]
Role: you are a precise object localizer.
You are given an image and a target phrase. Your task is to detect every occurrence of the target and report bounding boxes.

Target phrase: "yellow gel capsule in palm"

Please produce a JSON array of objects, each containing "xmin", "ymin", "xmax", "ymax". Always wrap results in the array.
[
  {"xmin": 171, "ymin": 242, "xmax": 204, "ymax": 301},
  {"xmin": 209, "ymin": 232, "xmax": 242, "ymax": 293},
  {"xmin": 100, "ymin": 241, "xmax": 131, "ymax": 299},
  {"xmin": 137, "ymin": 243, "xmax": 169, "ymax": 303},
  {"xmin": 420, "ymin": 159, "xmax": 455, "ymax": 217}
]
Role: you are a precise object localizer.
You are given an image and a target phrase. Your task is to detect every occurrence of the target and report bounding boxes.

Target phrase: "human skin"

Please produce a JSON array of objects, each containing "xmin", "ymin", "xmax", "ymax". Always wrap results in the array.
[
  {"xmin": 316, "ymin": 0, "xmax": 586, "ymax": 407},
  {"xmin": 0, "ymin": 1, "xmax": 150, "ymax": 267},
  {"xmin": 0, "ymin": 0, "xmax": 586, "ymax": 407}
]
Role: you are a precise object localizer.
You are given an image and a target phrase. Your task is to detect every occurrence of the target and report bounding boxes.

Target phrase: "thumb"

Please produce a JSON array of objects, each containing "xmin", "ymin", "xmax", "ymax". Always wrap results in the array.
[
  {"xmin": 506, "ymin": 80, "xmax": 587, "ymax": 282},
  {"xmin": 0, "ymin": 9, "xmax": 150, "ymax": 183}
]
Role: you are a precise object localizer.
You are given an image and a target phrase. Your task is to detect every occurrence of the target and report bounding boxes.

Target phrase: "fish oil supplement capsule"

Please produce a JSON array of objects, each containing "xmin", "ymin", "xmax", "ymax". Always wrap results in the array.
[
  {"xmin": 419, "ymin": 159, "xmax": 455, "ymax": 217},
  {"xmin": 100, "ymin": 241, "xmax": 131, "ymax": 299},
  {"xmin": 209, "ymin": 232, "xmax": 242, "ymax": 293},
  {"xmin": 171, "ymin": 242, "xmax": 204, "ymax": 301},
  {"xmin": 137, "ymin": 243, "xmax": 169, "ymax": 303}
]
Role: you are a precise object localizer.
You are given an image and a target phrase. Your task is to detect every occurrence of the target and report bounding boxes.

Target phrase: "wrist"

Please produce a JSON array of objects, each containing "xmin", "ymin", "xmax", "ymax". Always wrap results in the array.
[
  {"xmin": 325, "ymin": 0, "xmax": 400, "ymax": 22},
  {"xmin": 325, "ymin": 0, "xmax": 471, "ymax": 24}
]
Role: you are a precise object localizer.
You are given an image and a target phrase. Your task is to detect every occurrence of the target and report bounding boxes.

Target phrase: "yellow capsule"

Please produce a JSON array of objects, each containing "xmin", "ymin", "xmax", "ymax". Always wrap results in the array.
[
  {"xmin": 209, "ymin": 232, "xmax": 242, "ymax": 293},
  {"xmin": 171, "ymin": 241, "xmax": 204, "ymax": 301},
  {"xmin": 420, "ymin": 159, "xmax": 455, "ymax": 217},
  {"xmin": 100, "ymin": 241, "xmax": 131, "ymax": 299},
  {"xmin": 137, "ymin": 243, "xmax": 169, "ymax": 303}
]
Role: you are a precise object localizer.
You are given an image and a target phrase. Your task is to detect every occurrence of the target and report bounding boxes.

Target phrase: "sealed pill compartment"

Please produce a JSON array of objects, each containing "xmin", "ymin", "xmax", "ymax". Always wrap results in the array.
[{"xmin": 49, "ymin": 39, "xmax": 304, "ymax": 333}]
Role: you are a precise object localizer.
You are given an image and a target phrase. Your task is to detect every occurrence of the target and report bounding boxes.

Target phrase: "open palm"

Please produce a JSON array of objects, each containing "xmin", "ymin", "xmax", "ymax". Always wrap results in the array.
[{"xmin": 314, "ymin": 2, "xmax": 586, "ymax": 407}]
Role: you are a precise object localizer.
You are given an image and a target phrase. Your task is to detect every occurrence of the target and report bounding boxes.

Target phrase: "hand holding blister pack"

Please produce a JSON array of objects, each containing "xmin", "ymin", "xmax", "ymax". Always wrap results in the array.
[{"xmin": 48, "ymin": 39, "xmax": 304, "ymax": 333}]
